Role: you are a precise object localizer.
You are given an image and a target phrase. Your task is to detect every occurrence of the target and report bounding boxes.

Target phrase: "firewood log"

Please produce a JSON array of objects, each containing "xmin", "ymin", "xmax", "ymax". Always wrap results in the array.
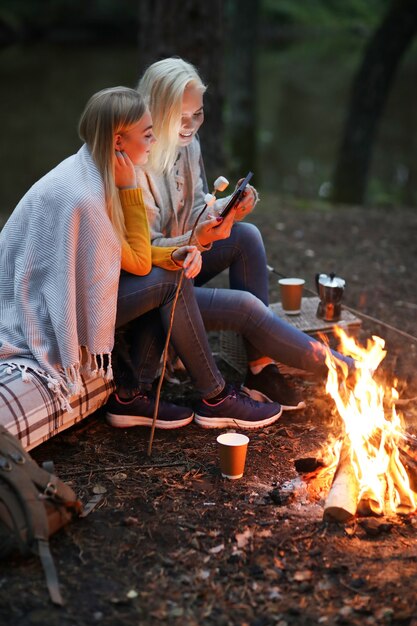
[
  {"xmin": 357, "ymin": 446, "xmax": 416, "ymax": 515},
  {"xmin": 400, "ymin": 433, "xmax": 417, "ymax": 461},
  {"xmin": 399, "ymin": 448, "xmax": 417, "ymax": 493},
  {"xmin": 323, "ymin": 438, "xmax": 360, "ymax": 522},
  {"xmin": 357, "ymin": 491, "xmax": 384, "ymax": 516},
  {"xmin": 388, "ymin": 447, "xmax": 416, "ymax": 513}
]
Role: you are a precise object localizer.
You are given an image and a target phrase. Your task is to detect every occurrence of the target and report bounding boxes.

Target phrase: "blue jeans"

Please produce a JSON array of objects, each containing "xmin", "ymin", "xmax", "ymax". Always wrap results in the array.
[
  {"xmin": 121, "ymin": 279, "xmax": 354, "ymax": 388},
  {"xmin": 195, "ymin": 220, "xmax": 270, "ymax": 363},
  {"xmin": 114, "ymin": 269, "xmax": 224, "ymax": 398},
  {"xmin": 195, "ymin": 221, "xmax": 269, "ymax": 306},
  {"xmin": 194, "ymin": 287, "xmax": 353, "ymax": 374},
  {"xmin": 124, "ymin": 221, "xmax": 355, "ymax": 386}
]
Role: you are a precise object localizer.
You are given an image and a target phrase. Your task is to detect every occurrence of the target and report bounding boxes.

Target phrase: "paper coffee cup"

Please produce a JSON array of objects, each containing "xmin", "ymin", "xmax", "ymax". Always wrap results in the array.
[
  {"xmin": 217, "ymin": 433, "xmax": 249, "ymax": 479},
  {"xmin": 278, "ymin": 278, "xmax": 305, "ymax": 315}
]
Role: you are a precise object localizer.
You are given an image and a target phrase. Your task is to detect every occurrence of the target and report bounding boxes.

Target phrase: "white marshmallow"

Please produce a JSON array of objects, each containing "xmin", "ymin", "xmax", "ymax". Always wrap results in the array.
[
  {"xmin": 213, "ymin": 176, "xmax": 229, "ymax": 192},
  {"xmin": 204, "ymin": 193, "xmax": 216, "ymax": 206}
]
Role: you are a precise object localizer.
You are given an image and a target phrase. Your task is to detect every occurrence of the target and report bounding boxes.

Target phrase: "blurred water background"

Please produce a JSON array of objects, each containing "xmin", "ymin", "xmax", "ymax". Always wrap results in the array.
[{"xmin": 1, "ymin": 3, "xmax": 417, "ymax": 222}]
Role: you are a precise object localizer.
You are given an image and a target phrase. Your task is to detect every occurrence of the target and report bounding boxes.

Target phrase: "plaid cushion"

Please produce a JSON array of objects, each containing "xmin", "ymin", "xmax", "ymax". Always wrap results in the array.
[{"xmin": 0, "ymin": 367, "xmax": 115, "ymax": 451}]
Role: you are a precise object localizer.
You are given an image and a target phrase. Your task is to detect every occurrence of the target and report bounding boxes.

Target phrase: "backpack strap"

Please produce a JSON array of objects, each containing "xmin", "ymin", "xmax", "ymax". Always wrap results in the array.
[
  {"xmin": 38, "ymin": 539, "xmax": 64, "ymax": 606},
  {"xmin": 0, "ymin": 457, "xmax": 64, "ymax": 604}
]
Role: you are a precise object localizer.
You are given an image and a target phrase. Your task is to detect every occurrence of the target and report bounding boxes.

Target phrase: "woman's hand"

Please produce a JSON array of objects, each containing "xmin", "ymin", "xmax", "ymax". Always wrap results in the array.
[
  {"xmin": 172, "ymin": 246, "xmax": 202, "ymax": 279},
  {"xmin": 233, "ymin": 181, "xmax": 257, "ymax": 221},
  {"xmin": 114, "ymin": 150, "xmax": 136, "ymax": 189},
  {"xmin": 195, "ymin": 211, "xmax": 235, "ymax": 247}
]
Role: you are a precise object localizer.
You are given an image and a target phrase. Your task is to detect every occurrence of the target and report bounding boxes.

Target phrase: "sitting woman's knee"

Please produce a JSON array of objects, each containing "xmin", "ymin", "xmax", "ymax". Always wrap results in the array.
[
  {"xmin": 231, "ymin": 221, "xmax": 264, "ymax": 247},
  {"xmin": 234, "ymin": 290, "xmax": 262, "ymax": 316}
]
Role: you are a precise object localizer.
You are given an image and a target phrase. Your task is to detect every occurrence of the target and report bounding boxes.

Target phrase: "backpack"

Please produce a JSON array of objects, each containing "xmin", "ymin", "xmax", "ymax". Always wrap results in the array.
[{"xmin": 0, "ymin": 425, "xmax": 83, "ymax": 605}]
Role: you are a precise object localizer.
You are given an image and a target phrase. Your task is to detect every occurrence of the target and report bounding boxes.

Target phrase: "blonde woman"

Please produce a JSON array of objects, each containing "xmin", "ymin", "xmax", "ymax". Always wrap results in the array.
[
  {"xmin": 135, "ymin": 58, "xmax": 303, "ymax": 409},
  {"xmin": 0, "ymin": 87, "xmax": 284, "ymax": 430}
]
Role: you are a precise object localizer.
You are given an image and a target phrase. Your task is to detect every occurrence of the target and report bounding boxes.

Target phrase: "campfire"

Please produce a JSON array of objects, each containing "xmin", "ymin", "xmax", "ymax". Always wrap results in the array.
[{"xmin": 322, "ymin": 328, "xmax": 417, "ymax": 522}]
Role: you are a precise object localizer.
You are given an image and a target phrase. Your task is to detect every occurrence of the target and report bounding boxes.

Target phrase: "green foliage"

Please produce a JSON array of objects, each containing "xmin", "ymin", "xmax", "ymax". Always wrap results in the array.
[{"xmin": 262, "ymin": 0, "xmax": 390, "ymax": 29}]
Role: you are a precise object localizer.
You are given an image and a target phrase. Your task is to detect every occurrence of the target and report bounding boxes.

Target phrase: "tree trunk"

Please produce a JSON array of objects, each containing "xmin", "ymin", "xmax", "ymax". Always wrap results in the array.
[
  {"xmin": 332, "ymin": 0, "xmax": 417, "ymax": 205},
  {"xmin": 225, "ymin": 0, "xmax": 259, "ymax": 181},
  {"xmin": 137, "ymin": 0, "xmax": 225, "ymax": 179}
]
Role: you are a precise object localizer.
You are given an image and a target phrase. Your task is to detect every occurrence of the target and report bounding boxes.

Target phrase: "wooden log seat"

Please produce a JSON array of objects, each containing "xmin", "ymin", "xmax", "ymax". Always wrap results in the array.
[{"xmin": 0, "ymin": 363, "xmax": 114, "ymax": 451}]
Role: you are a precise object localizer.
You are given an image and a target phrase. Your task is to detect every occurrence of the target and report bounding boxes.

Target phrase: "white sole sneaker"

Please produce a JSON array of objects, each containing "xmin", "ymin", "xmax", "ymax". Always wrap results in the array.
[
  {"xmin": 194, "ymin": 407, "xmax": 282, "ymax": 429},
  {"xmin": 106, "ymin": 412, "xmax": 194, "ymax": 429},
  {"xmin": 241, "ymin": 386, "xmax": 306, "ymax": 411}
]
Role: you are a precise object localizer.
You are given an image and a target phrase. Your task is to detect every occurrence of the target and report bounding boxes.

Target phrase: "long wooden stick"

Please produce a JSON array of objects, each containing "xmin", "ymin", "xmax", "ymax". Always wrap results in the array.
[
  {"xmin": 147, "ymin": 201, "xmax": 211, "ymax": 456},
  {"xmin": 147, "ymin": 271, "xmax": 185, "ymax": 456}
]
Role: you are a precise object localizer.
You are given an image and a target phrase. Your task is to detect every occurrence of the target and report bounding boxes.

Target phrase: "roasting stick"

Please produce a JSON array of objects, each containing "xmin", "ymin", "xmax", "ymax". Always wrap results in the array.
[
  {"xmin": 147, "ymin": 176, "xmax": 229, "ymax": 456},
  {"xmin": 267, "ymin": 265, "xmax": 417, "ymax": 344}
]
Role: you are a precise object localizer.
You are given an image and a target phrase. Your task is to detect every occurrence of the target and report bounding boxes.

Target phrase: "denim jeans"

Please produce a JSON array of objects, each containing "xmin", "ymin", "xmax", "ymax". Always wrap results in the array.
[
  {"xmin": 194, "ymin": 287, "xmax": 354, "ymax": 375},
  {"xmin": 114, "ymin": 268, "xmax": 224, "ymax": 398},
  {"xmin": 124, "ymin": 281, "xmax": 354, "ymax": 388},
  {"xmin": 125, "ymin": 221, "xmax": 355, "ymax": 385},
  {"xmin": 195, "ymin": 220, "xmax": 269, "ymax": 363},
  {"xmin": 195, "ymin": 221, "xmax": 269, "ymax": 306}
]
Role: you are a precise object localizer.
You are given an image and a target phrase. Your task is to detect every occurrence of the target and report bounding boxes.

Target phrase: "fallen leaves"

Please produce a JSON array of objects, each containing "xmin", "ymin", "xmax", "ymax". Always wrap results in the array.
[
  {"xmin": 235, "ymin": 528, "xmax": 254, "ymax": 549},
  {"xmin": 92, "ymin": 484, "xmax": 107, "ymax": 494},
  {"xmin": 292, "ymin": 569, "xmax": 313, "ymax": 582},
  {"xmin": 208, "ymin": 543, "xmax": 224, "ymax": 554}
]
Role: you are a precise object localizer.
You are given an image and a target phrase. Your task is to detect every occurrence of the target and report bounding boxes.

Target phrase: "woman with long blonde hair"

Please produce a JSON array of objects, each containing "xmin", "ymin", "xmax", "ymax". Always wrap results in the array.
[
  {"xmin": 134, "ymin": 58, "xmax": 317, "ymax": 410},
  {"xmin": 0, "ymin": 86, "xmax": 284, "ymax": 431}
]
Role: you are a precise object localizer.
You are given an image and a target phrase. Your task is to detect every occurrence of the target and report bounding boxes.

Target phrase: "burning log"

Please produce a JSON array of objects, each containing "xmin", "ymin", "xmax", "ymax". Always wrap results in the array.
[
  {"xmin": 323, "ymin": 438, "xmax": 360, "ymax": 522},
  {"xmin": 388, "ymin": 446, "xmax": 417, "ymax": 514},
  {"xmin": 398, "ymin": 447, "xmax": 417, "ymax": 493},
  {"xmin": 400, "ymin": 433, "xmax": 417, "ymax": 463},
  {"xmin": 356, "ymin": 490, "xmax": 384, "ymax": 517},
  {"xmin": 321, "ymin": 329, "xmax": 417, "ymax": 520},
  {"xmin": 323, "ymin": 436, "xmax": 417, "ymax": 522}
]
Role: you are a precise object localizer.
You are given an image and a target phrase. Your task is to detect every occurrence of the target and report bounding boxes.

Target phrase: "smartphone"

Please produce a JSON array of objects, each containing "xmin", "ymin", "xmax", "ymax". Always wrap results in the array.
[{"xmin": 218, "ymin": 171, "xmax": 254, "ymax": 218}]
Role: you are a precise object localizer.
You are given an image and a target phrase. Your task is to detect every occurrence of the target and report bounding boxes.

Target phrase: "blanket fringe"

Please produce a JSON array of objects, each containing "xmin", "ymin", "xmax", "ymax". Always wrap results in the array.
[
  {"xmin": 0, "ymin": 348, "xmax": 113, "ymax": 414},
  {"xmin": 105, "ymin": 353, "xmax": 113, "ymax": 381}
]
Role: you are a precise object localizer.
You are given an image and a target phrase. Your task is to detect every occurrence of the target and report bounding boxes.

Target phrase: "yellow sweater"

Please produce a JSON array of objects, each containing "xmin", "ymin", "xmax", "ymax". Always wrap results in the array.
[{"xmin": 119, "ymin": 188, "xmax": 179, "ymax": 275}]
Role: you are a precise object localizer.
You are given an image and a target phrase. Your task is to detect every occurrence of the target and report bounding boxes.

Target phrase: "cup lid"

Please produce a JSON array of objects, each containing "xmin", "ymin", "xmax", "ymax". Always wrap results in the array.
[
  {"xmin": 217, "ymin": 433, "xmax": 249, "ymax": 446},
  {"xmin": 278, "ymin": 278, "xmax": 305, "ymax": 286}
]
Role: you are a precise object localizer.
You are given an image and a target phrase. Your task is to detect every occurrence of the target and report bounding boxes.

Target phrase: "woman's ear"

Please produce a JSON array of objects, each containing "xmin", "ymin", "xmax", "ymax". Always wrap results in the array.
[{"xmin": 114, "ymin": 134, "xmax": 123, "ymax": 151}]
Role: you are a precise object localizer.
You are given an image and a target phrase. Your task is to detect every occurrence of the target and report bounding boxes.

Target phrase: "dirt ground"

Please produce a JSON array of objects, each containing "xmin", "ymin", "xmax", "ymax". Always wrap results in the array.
[{"xmin": 1, "ymin": 199, "xmax": 417, "ymax": 626}]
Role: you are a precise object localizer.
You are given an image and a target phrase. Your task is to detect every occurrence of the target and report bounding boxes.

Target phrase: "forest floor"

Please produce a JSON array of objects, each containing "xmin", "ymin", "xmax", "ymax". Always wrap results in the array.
[{"xmin": 1, "ymin": 198, "xmax": 417, "ymax": 626}]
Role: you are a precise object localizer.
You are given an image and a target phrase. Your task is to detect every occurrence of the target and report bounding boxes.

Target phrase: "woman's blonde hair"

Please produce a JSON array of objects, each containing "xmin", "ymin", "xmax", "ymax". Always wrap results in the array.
[
  {"xmin": 138, "ymin": 57, "xmax": 206, "ymax": 173},
  {"xmin": 78, "ymin": 86, "xmax": 146, "ymax": 241}
]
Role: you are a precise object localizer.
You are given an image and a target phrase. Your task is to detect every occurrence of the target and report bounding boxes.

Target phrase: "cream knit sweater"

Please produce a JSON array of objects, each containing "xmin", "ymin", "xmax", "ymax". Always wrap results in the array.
[{"xmin": 136, "ymin": 137, "xmax": 229, "ymax": 250}]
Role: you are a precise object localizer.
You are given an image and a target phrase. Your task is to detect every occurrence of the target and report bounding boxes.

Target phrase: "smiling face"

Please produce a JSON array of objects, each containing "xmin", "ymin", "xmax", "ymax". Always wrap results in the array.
[
  {"xmin": 178, "ymin": 83, "xmax": 204, "ymax": 146},
  {"xmin": 114, "ymin": 109, "xmax": 156, "ymax": 165}
]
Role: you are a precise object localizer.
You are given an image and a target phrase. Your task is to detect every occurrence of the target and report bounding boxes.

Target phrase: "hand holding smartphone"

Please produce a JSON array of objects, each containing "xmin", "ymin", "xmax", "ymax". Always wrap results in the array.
[{"xmin": 218, "ymin": 171, "xmax": 254, "ymax": 218}]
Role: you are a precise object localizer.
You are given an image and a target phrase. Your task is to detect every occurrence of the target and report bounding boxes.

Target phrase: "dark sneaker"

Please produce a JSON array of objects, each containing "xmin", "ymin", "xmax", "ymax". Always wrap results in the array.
[
  {"xmin": 106, "ymin": 392, "xmax": 194, "ymax": 429},
  {"xmin": 194, "ymin": 385, "xmax": 282, "ymax": 429},
  {"xmin": 242, "ymin": 364, "xmax": 306, "ymax": 411}
]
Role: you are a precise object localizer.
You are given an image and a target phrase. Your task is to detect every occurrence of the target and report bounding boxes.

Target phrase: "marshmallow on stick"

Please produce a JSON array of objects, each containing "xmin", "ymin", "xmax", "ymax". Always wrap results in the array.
[
  {"xmin": 213, "ymin": 176, "xmax": 229, "ymax": 193},
  {"xmin": 204, "ymin": 193, "xmax": 216, "ymax": 207}
]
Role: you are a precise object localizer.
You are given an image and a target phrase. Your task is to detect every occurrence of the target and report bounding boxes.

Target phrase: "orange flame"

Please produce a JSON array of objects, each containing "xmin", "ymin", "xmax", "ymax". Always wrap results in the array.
[{"xmin": 325, "ymin": 328, "xmax": 416, "ymax": 515}]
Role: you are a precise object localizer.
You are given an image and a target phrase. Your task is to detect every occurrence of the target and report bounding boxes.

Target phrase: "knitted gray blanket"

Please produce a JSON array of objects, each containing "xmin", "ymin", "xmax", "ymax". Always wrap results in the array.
[{"xmin": 0, "ymin": 145, "xmax": 121, "ymax": 409}]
